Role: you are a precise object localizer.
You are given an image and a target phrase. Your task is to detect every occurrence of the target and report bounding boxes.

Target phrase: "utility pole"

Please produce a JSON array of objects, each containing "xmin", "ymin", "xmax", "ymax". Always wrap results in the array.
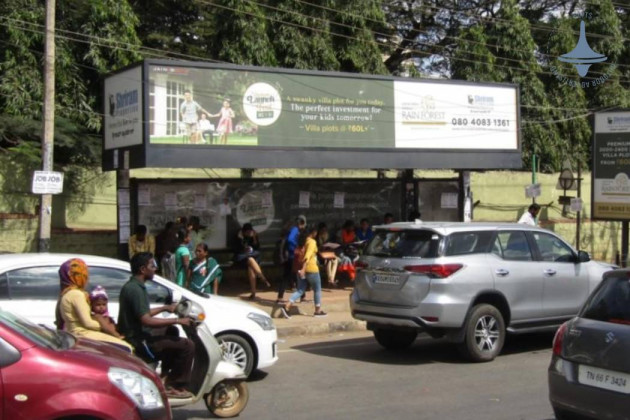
[{"xmin": 38, "ymin": 0, "xmax": 56, "ymax": 252}]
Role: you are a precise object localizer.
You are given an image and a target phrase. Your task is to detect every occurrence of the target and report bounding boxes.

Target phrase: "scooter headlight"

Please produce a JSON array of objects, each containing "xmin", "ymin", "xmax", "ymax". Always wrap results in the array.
[
  {"xmin": 176, "ymin": 299, "xmax": 206, "ymax": 322},
  {"xmin": 108, "ymin": 367, "xmax": 164, "ymax": 409}
]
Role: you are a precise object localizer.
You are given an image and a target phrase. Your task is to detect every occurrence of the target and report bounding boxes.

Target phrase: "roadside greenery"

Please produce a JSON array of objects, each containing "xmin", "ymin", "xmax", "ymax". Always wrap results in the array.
[{"xmin": 0, "ymin": 0, "xmax": 629, "ymax": 215}]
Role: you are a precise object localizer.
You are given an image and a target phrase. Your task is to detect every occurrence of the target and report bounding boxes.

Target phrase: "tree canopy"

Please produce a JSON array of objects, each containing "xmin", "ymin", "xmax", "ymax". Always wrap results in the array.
[{"xmin": 1, "ymin": 0, "xmax": 629, "ymax": 212}]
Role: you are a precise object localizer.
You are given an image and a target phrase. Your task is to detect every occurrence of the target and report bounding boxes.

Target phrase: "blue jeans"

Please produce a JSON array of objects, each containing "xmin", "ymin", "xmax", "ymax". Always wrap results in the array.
[{"xmin": 289, "ymin": 272, "xmax": 322, "ymax": 307}]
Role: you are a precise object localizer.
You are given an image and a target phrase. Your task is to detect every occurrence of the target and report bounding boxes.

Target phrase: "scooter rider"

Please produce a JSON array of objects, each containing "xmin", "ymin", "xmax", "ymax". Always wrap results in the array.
[{"xmin": 118, "ymin": 252, "xmax": 195, "ymax": 399}]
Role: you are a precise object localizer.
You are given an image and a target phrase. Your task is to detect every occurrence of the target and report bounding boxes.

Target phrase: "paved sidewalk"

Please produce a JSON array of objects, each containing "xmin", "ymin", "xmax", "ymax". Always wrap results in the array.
[{"xmin": 217, "ymin": 279, "xmax": 366, "ymax": 338}]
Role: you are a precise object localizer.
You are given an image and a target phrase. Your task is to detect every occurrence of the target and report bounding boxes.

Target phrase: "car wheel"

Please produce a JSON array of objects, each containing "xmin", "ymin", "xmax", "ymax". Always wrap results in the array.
[
  {"xmin": 458, "ymin": 304, "xmax": 505, "ymax": 362},
  {"xmin": 373, "ymin": 329, "xmax": 418, "ymax": 350},
  {"xmin": 218, "ymin": 334, "xmax": 255, "ymax": 377}
]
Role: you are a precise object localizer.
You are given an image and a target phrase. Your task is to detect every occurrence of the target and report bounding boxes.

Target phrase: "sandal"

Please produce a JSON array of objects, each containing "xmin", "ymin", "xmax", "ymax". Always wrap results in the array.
[
  {"xmin": 165, "ymin": 386, "xmax": 194, "ymax": 399},
  {"xmin": 247, "ymin": 293, "xmax": 256, "ymax": 300}
]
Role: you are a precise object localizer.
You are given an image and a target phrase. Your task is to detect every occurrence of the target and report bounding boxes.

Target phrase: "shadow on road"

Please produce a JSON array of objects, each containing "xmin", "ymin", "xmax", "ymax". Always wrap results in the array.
[{"xmin": 291, "ymin": 331, "xmax": 555, "ymax": 366}]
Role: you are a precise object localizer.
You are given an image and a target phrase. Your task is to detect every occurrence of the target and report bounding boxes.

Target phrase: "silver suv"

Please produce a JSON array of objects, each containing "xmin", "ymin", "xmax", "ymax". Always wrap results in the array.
[{"xmin": 350, "ymin": 221, "xmax": 616, "ymax": 362}]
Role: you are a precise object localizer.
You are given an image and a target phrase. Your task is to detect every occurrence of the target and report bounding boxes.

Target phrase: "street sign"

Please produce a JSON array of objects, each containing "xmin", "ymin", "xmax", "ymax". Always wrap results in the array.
[
  {"xmin": 32, "ymin": 171, "xmax": 64, "ymax": 194},
  {"xmin": 570, "ymin": 197, "xmax": 583, "ymax": 212},
  {"xmin": 525, "ymin": 183, "xmax": 541, "ymax": 198}
]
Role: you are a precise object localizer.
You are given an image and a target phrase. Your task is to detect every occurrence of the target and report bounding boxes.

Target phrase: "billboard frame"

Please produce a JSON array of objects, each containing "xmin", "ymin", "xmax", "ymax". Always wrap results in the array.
[{"xmin": 103, "ymin": 59, "xmax": 522, "ymax": 171}]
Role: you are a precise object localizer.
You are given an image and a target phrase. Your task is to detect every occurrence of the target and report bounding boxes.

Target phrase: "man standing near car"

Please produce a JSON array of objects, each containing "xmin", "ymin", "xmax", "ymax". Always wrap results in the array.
[
  {"xmin": 518, "ymin": 203, "xmax": 541, "ymax": 226},
  {"xmin": 118, "ymin": 252, "xmax": 195, "ymax": 399}
]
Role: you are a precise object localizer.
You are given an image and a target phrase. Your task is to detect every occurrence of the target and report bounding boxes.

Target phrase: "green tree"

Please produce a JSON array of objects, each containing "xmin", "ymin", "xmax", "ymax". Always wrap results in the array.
[{"xmin": 0, "ymin": 0, "xmax": 140, "ymax": 214}]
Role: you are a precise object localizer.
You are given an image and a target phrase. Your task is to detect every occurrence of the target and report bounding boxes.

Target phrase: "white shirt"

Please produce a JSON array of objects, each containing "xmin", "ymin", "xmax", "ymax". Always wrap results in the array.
[
  {"xmin": 198, "ymin": 119, "xmax": 214, "ymax": 131},
  {"xmin": 518, "ymin": 211, "xmax": 537, "ymax": 226}
]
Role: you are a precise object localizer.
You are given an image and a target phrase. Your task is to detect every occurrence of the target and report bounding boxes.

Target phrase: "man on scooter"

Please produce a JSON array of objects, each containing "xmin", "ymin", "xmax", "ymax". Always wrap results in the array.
[{"xmin": 118, "ymin": 252, "xmax": 196, "ymax": 399}]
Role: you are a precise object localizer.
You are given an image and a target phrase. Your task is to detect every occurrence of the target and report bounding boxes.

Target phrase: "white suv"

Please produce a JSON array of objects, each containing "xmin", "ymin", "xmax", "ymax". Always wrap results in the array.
[
  {"xmin": 350, "ymin": 222, "xmax": 616, "ymax": 362},
  {"xmin": 0, "ymin": 253, "xmax": 278, "ymax": 376}
]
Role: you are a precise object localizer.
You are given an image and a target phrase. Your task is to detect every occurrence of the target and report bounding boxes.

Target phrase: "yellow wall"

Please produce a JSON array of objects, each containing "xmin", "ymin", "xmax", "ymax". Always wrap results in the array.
[{"xmin": 0, "ymin": 169, "xmax": 624, "ymax": 264}]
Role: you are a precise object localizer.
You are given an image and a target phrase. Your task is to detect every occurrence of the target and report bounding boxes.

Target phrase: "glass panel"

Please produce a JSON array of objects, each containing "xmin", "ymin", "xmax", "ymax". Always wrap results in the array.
[
  {"xmin": 6, "ymin": 267, "xmax": 60, "ymax": 299},
  {"xmin": 0, "ymin": 272, "xmax": 8, "ymax": 298},
  {"xmin": 445, "ymin": 231, "xmax": 494, "ymax": 256},
  {"xmin": 532, "ymin": 232, "xmax": 574, "ymax": 262},
  {"xmin": 582, "ymin": 276, "xmax": 630, "ymax": 324},
  {"xmin": 497, "ymin": 231, "xmax": 532, "ymax": 261},
  {"xmin": 365, "ymin": 229, "xmax": 441, "ymax": 258},
  {"xmin": 87, "ymin": 267, "xmax": 131, "ymax": 303}
]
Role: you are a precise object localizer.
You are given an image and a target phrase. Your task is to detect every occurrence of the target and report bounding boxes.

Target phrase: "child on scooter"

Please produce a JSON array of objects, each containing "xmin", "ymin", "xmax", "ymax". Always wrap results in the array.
[
  {"xmin": 90, "ymin": 285, "xmax": 125, "ymax": 339},
  {"xmin": 188, "ymin": 242, "xmax": 223, "ymax": 295}
]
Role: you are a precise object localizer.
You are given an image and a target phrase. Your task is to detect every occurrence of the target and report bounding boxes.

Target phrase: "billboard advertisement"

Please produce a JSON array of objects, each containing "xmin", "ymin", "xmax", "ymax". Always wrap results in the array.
[
  {"xmin": 147, "ymin": 64, "xmax": 518, "ymax": 150},
  {"xmin": 592, "ymin": 111, "xmax": 630, "ymax": 220},
  {"xmin": 103, "ymin": 66, "xmax": 143, "ymax": 150}
]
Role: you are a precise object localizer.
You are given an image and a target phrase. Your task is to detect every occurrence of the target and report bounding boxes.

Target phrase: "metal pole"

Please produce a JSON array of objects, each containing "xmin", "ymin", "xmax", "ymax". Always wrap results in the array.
[
  {"xmin": 38, "ymin": 0, "xmax": 56, "ymax": 252},
  {"xmin": 576, "ymin": 160, "xmax": 581, "ymax": 250},
  {"xmin": 622, "ymin": 221, "xmax": 629, "ymax": 268}
]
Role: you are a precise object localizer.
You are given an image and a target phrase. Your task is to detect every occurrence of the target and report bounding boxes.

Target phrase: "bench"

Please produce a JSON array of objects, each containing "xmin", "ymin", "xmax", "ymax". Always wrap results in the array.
[{"xmin": 211, "ymin": 248, "xmax": 282, "ymax": 285}]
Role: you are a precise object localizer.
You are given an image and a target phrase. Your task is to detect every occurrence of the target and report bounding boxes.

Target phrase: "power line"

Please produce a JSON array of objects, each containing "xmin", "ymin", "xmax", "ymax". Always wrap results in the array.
[{"xmin": 196, "ymin": 0, "xmax": 630, "ymax": 83}]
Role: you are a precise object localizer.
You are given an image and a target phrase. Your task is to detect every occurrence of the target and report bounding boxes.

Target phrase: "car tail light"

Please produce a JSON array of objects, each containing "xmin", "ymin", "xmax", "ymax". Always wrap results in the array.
[
  {"xmin": 552, "ymin": 322, "xmax": 568, "ymax": 356},
  {"xmin": 403, "ymin": 264, "xmax": 463, "ymax": 278},
  {"xmin": 355, "ymin": 261, "xmax": 369, "ymax": 269}
]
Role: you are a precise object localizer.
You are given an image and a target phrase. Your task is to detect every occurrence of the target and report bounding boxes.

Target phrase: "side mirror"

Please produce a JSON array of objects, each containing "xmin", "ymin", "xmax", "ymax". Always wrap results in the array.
[{"xmin": 577, "ymin": 250, "xmax": 591, "ymax": 263}]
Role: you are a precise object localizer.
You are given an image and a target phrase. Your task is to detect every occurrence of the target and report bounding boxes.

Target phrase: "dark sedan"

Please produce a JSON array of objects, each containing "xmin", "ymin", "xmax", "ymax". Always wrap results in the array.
[{"xmin": 549, "ymin": 268, "xmax": 630, "ymax": 420}]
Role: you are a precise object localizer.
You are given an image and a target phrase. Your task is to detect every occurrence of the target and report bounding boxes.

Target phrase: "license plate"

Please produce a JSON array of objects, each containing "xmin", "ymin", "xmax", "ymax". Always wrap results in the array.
[
  {"xmin": 371, "ymin": 273, "xmax": 402, "ymax": 285},
  {"xmin": 578, "ymin": 365, "xmax": 630, "ymax": 394}
]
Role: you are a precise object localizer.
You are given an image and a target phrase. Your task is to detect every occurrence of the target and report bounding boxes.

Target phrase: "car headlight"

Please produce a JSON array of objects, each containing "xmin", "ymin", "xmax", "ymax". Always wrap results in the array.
[
  {"xmin": 108, "ymin": 367, "xmax": 164, "ymax": 409},
  {"xmin": 247, "ymin": 312, "xmax": 275, "ymax": 331}
]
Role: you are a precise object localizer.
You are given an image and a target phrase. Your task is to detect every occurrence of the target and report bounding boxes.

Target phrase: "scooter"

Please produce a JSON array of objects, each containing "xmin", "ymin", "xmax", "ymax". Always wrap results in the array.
[{"xmin": 167, "ymin": 298, "xmax": 249, "ymax": 418}]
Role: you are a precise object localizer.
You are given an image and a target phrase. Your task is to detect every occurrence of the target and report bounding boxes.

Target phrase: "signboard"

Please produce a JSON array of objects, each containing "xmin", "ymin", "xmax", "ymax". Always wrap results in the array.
[
  {"xmin": 592, "ymin": 111, "xmax": 630, "ymax": 220},
  {"xmin": 102, "ymin": 60, "xmax": 523, "ymax": 170},
  {"xmin": 103, "ymin": 66, "xmax": 143, "ymax": 150},
  {"xmin": 31, "ymin": 171, "xmax": 64, "ymax": 194},
  {"xmin": 525, "ymin": 183, "xmax": 541, "ymax": 198},
  {"xmin": 147, "ymin": 65, "xmax": 518, "ymax": 150}
]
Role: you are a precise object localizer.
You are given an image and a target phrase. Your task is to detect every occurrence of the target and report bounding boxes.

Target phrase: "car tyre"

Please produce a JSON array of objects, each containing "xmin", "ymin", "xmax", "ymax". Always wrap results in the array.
[
  {"xmin": 218, "ymin": 334, "xmax": 255, "ymax": 377},
  {"xmin": 458, "ymin": 304, "xmax": 505, "ymax": 362},
  {"xmin": 373, "ymin": 328, "xmax": 418, "ymax": 350}
]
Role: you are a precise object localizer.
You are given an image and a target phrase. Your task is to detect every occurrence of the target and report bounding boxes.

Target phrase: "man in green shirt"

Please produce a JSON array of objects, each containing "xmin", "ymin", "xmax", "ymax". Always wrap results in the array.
[{"xmin": 118, "ymin": 252, "xmax": 195, "ymax": 399}]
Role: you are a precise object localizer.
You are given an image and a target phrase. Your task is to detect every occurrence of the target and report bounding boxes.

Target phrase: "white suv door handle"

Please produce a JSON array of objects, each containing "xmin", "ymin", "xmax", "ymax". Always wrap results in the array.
[
  {"xmin": 495, "ymin": 268, "xmax": 509, "ymax": 277},
  {"xmin": 544, "ymin": 269, "xmax": 557, "ymax": 276}
]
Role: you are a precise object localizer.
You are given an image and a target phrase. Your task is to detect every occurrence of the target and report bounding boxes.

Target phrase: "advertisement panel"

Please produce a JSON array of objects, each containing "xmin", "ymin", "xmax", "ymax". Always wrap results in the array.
[
  {"xmin": 103, "ymin": 66, "xmax": 143, "ymax": 150},
  {"xmin": 135, "ymin": 179, "xmax": 402, "ymax": 249},
  {"xmin": 592, "ymin": 111, "xmax": 630, "ymax": 220},
  {"xmin": 147, "ymin": 64, "xmax": 518, "ymax": 151}
]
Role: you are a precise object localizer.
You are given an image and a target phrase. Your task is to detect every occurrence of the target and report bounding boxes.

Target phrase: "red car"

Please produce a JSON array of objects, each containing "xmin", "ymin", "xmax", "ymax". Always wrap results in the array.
[{"xmin": 0, "ymin": 308, "xmax": 171, "ymax": 420}]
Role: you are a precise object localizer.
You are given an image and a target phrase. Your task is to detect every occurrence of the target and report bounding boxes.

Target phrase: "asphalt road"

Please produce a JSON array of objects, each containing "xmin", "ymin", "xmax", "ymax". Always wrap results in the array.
[{"xmin": 173, "ymin": 331, "xmax": 557, "ymax": 420}]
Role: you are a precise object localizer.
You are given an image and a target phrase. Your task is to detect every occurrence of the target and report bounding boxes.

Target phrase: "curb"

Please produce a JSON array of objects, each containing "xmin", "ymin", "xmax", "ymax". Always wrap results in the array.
[{"xmin": 276, "ymin": 319, "xmax": 367, "ymax": 338}]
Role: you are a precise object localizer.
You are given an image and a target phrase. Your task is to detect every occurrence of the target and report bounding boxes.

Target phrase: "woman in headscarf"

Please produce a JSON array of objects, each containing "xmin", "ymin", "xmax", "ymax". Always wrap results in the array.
[{"xmin": 55, "ymin": 258, "xmax": 132, "ymax": 352}]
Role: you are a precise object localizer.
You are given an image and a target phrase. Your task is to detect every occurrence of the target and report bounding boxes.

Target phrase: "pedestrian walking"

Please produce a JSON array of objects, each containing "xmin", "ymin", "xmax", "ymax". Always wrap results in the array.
[
  {"xmin": 281, "ymin": 225, "xmax": 327, "ymax": 318},
  {"xmin": 518, "ymin": 203, "xmax": 541, "ymax": 226}
]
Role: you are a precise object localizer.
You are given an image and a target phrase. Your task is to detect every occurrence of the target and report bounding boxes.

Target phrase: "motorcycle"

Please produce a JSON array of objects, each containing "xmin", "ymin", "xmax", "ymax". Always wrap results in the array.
[{"xmin": 168, "ymin": 298, "xmax": 249, "ymax": 417}]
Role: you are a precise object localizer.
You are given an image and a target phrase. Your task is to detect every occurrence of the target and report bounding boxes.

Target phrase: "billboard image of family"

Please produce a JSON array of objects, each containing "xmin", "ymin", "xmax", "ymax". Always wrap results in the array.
[{"xmin": 148, "ymin": 64, "xmax": 518, "ymax": 150}]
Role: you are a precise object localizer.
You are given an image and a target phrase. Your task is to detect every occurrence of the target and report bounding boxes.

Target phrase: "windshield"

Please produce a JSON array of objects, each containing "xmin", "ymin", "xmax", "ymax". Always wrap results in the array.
[
  {"xmin": 581, "ymin": 274, "xmax": 630, "ymax": 324},
  {"xmin": 364, "ymin": 229, "xmax": 441, "ymax": 258},
  {"xmin": 0, "ymin": 308, "xmax": 73, "ymax": 349}
]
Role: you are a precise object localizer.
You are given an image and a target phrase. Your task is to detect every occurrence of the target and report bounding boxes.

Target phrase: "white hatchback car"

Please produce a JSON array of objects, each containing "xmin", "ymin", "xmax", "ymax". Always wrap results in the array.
[{"xmin": 0, "ymin": 253, "xmax": 278, "ymax": 377}]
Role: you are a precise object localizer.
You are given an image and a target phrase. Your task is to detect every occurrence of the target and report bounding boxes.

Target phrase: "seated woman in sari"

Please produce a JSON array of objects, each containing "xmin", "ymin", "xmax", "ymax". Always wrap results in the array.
[{"xmin": 55, "ymin": 258, "xmax": 132, "ymax": 352}]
